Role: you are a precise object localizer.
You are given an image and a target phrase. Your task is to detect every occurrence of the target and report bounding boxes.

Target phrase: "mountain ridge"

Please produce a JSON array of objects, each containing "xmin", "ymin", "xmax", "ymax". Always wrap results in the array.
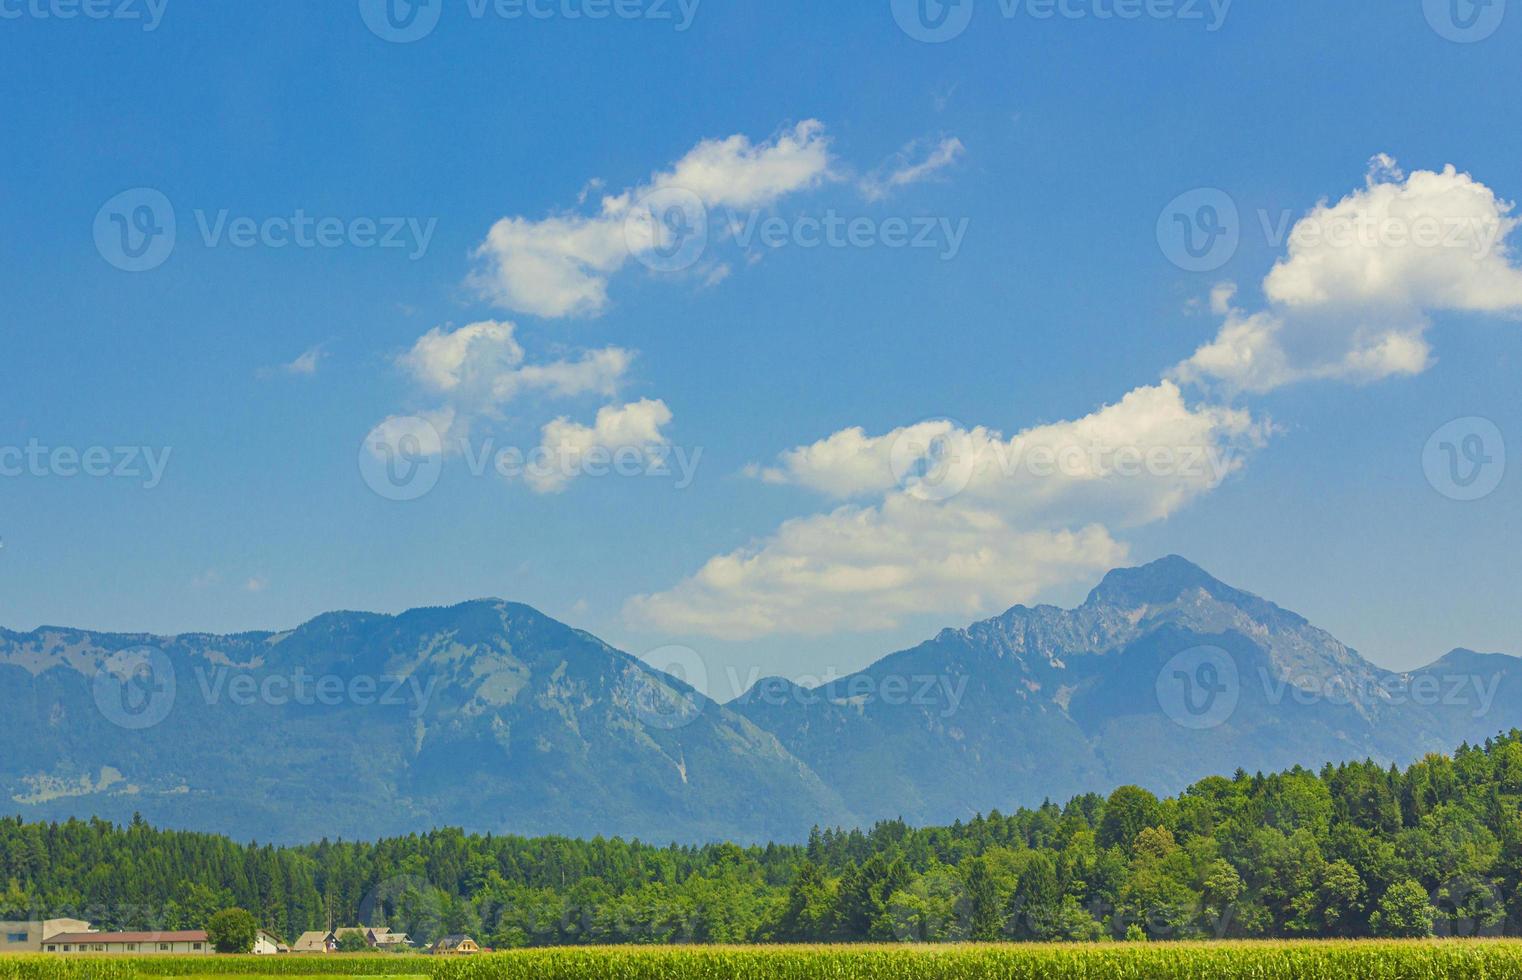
[{"xmin": 4, "ymin": 557, "xmax": 1518, "ymax": 844}]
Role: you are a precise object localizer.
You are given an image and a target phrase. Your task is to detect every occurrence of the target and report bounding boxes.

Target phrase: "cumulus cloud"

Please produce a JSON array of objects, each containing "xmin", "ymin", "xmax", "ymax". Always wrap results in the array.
[
  {"xmin": 1175, "ymin": 158, "xmax": 1522, "ymax": 393},
  {"xmin": 860, "ymin": 137, "xmax": 967, "ymax": 202},
  {"xmin": 399, "ymin": 320, "xmax": 632, "ymax": 405},
  {"xmin": 630, "ymin": 382, "xmax": 1266, "ymax": 639},
  {"xmin": 472, "ymin": 121, "xmax": 834, "ymax": 319},
  {"xmin": 386, "ymin": 320, "xmax": 633, "ymax": 451},
  {"xmin": 363, "ymin": 409, "xmax": 453, "ymax": 461},
  {"xmin": 528, "ymin": 398, "xmax": 674, "ymax": 494},
  {"xmin": 626, "ymin": 505, "xmax": 1124, "ymax": 641}
]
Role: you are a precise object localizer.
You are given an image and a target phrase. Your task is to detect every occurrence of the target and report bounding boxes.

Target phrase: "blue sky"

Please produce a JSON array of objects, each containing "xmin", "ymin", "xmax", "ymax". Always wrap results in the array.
[{"xmin": 2, "ymin": 0, "xmax": 1520, "ymax": 698}]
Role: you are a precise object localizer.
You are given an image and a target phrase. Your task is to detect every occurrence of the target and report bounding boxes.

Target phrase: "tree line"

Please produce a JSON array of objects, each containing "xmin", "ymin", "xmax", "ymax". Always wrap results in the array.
[{"xmin": 4, "ymin": 731, "xmax": 1522, "ymax": 946}]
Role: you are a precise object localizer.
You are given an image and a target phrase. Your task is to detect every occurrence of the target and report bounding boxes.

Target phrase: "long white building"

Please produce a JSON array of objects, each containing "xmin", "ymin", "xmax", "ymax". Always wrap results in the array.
[{"xmin": 44, "ymin": 930, "xmax": 210, "ymax": 954}]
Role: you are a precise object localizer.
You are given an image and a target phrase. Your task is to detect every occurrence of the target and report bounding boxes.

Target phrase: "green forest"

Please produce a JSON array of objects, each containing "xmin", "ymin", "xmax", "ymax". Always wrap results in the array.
[{"xmin": 4, "ymin": 732, "xmax": 1522, "ymax": 947}]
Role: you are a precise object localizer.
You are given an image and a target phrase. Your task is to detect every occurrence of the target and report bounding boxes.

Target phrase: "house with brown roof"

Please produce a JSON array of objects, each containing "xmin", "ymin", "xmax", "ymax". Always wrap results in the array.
[
  {"xmin": 366, "ymin": 927, "xmax": 411, "ymax": 950},
  {"xmin": 45, "ymin": 930, "xmax": 209, "ymax": 955},
  {"xmin": 291, "ymin": 930, "xmax": 338, "ymax": 953}
]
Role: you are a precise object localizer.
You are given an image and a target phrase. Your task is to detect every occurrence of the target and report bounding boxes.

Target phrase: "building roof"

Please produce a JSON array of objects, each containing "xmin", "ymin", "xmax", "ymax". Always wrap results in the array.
[
  {"xmin": 291, "ymin": 930, "xmax": 334, "ymax": 950},
  {"xmin": 48, "ymin": 931, "xmax": 207, "ymax": 944}
]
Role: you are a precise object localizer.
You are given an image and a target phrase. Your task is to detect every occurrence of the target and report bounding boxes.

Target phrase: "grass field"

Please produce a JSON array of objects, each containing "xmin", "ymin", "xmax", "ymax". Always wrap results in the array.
[{"xmin": 9, "ymin": 942, "xmax": 1522, "ymax": 980}]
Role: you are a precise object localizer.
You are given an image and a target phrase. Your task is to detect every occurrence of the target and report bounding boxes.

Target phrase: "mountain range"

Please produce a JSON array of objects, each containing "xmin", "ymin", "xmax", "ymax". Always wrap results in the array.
[{"xmin": 2, "ymin": 557, "xmax": 1517, "ymax": 844}]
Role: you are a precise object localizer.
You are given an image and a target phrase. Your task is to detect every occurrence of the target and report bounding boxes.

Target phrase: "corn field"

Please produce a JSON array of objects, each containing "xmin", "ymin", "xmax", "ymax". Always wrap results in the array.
[
  {"xmin": 9, "ymin": 943, "xmax": 1522, "ymax": 980},
  {"xmin": 430, "ymin": 942, "xmax": 1522, "ymax": 980}
]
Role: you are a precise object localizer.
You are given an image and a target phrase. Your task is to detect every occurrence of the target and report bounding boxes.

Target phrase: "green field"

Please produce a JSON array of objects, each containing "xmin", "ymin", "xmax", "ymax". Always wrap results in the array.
[{"xmin": 9, "ymin": 943, "xmax": 1522, "ymax": 980}]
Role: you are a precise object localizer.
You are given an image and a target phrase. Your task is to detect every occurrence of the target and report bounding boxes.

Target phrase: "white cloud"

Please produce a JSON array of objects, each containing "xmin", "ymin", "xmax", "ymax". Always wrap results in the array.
[
  {"xmin": 363, "ymin": 409, "xmax": 453, "ymax": 461},
  {"xmin": 628, "ymin": 155, "xmax": 1522, "ymax": 641},
  {"xmin": 1176, "ymin": 158, "xmax": 1522, "ymax": 393},
  {"xmin": 472, "ymin": 122, "xmax": 834, "ymax": 318},
  {"xmin": 401, "ymin": 320, "xmax": 524, "ymax": 393},
  {"xmin": 258, "ymin": 344, "xmax": 326, "ymax": 379},
  {"xmin": 634, "ymin": 382, "xmax": 1265, "ymax": 639},
  {"xmin": 399, "ymin": 320, "xmax": 631, "ymax": 404},
  {"xmin": 527, "ymin": 398, "xmax": 674, "ymax": 494},
  {"xmin": 860, "ymin": 137, "xmax": 967, "ymax": 202},
  {"xmin": 626, "ymin": 503, "xmax": 1125, "ymax": 641}
]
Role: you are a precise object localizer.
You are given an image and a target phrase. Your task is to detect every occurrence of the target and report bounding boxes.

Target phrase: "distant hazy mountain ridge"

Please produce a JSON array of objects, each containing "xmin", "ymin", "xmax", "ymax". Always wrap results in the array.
[{"xmin": 3, "ymin": 557, "xmax": 1516, "ymax": 842}]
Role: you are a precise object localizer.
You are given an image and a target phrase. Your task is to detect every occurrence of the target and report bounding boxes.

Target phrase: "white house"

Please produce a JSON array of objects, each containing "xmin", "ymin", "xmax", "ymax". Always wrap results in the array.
[{"xmin": 253, "ymin": 930, "xmax": 288, "ymax": 955}]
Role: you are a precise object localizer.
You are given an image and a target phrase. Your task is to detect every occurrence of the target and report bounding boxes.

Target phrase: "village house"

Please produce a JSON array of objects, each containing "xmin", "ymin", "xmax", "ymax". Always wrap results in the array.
[
  {"xmin": 44, "ymin": 930, "xmax": 209, "ymax": 954},
  {"xmin": 291, "ymin": 930, "xmax": 338, "ymax": 953},
  {"xmin": 365, "ymin": 927, "xmax": 411, "ymax": 950},
  {"xmin": 430, "ymin": 935, "xmax": 479, "ymax": 955},
  {"xmin": 0, "ymin": 920, "xmax": 93, "ymax": 954},
  {"xmin": 290, "ymin": 927, "xmax": 405, "ymax": 953},
  {"xmin": 253, "ymin": 930, "xmax": 288, "ymax": 955}
]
